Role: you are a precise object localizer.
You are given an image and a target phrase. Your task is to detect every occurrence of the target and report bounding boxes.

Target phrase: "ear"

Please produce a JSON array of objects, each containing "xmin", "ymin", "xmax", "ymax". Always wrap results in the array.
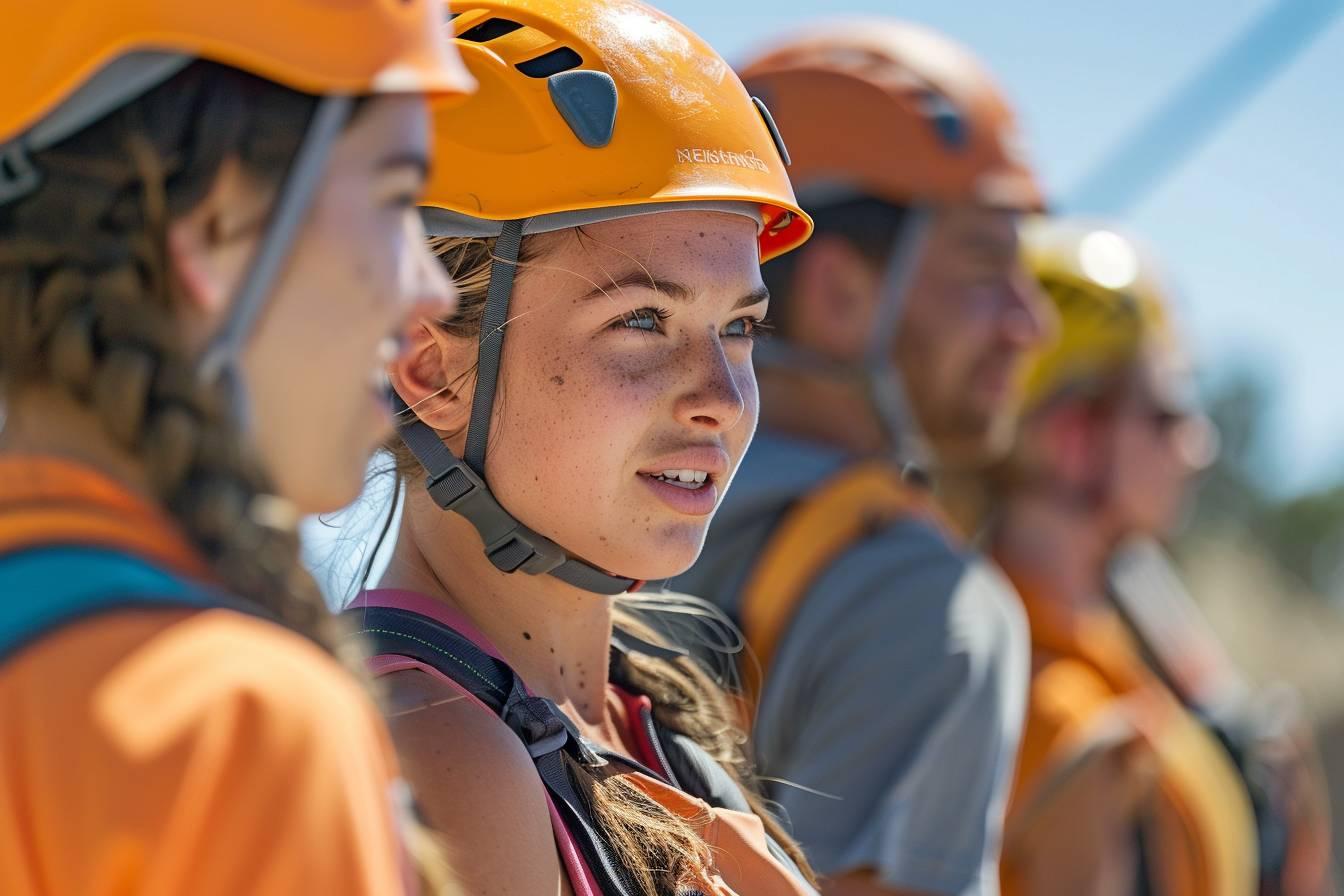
[
  {"xmin": 788, "ymin": 234, "xmax": 880, "ymax": 360},
  {"xmin": 165, "ymin": 156, "xmax": 271, "ymax": 319},
  {"xmin": 388, "ymin": 318, "xmax": 474, "ymax": 436}
]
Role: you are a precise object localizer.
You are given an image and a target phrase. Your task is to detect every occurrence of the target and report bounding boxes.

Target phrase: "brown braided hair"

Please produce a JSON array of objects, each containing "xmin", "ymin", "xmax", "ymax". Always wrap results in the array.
[
  {"xmin": 374, "ymin": 233, "xmax": 816, "ymax": 895},
  {"xmin": 0, "ymin": 62, "xmax": 467, "ymax": 892},
  {"xmin": 0, "ymin": 61, "xmax": 353, "ymax": 654}
]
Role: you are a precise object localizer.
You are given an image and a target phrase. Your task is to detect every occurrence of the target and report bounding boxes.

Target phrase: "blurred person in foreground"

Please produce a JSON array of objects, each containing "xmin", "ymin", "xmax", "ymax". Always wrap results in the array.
[
  {"xmin": 984, "ymin": 217, "xmax": 1334, "ymax": 896},
  {"xmin": 672, "ymin": 20, "xmax": 1053, "ymax": 896},
  {"xmin": 0, "ymin": 0, "xmax": 474, "ymax": 891}
]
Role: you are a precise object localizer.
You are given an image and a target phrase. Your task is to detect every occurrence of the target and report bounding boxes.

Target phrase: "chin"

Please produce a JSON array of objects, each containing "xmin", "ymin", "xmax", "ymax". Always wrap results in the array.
[
  {"xmin": 278, "ymin": 456, "xmax": 368, "ymax": 517},
  {"xmin": 935, "ymin": 407, "xmax": 1019, "ymax": 468},
  {"xmin": 594, "ymin": 530, "xmax": 706, "ymax": 582}
]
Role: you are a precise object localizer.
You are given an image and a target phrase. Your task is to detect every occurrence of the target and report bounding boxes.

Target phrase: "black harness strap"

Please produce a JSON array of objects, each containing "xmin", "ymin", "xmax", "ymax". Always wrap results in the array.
[
  {"xmin": 352, "ymin": 605, "xmax": 636, "ymax": 896},
  {"xmin": 353, "ymin": 605, "xmax": 817, "ymax": 896}
]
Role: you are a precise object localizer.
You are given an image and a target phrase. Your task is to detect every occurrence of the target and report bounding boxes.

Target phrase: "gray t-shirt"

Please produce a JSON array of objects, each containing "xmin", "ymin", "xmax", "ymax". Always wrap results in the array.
[{"xmin": 670, "ymin": 430, "xmax": 1029, "ymax": 896}]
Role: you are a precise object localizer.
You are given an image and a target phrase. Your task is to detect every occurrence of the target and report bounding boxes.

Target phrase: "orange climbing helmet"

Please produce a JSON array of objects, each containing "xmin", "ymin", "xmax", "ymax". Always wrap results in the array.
[
  {"xmin": 398, "ymin": 0, "xmax": 809, "ymax": 598},
  {"xmin": 421, "ymin": 0, "xmax": 811, "ymax": 261},
  {"xmin": 0, "ymin": 0, "xmax": 475, "ymax": 401},
  {"xmin": 0, "ymin": 0, "xmax": 472, "ymax": 143},
  {"xmin": 0, "ymin": 0, "xmax": 473, "ymax": 205},
  {"xmin": 739, "ymin": 18, "xmax": 1043, "ymax": 211}
]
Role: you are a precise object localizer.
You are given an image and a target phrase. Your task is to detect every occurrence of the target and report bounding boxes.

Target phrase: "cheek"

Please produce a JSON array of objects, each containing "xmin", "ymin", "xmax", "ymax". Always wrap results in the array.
[
  {"xmin": 1117, "ymin": 426, "xmax": 1169, "ymax": 492},
  {"xmin": 730, "ymin": 359, "xmax": 759, "ymax": 448},
  {"xmin": 494, "ymin": 335, "xmax": 660, "ymax": 471},
  {"xmin": 310, "ymin": 184, "xmax": 404, "ymax": 322}
]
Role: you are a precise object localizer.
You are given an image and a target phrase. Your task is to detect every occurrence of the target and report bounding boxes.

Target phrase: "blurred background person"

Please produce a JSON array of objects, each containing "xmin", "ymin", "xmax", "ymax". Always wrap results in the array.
[
  {"xmin": 672, "ymin": 19, "xmax": 1054, "ymax": 896},
  {"xmin": 984, "ymin": 217, "xmax": 1333, "ymax": 896}
]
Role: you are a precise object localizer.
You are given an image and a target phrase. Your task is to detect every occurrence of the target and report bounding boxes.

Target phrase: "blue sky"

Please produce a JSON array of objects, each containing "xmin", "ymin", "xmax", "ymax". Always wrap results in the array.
[{"xmin": 660, "ymin": 0, "xmax": 1344, "ymax": 494}]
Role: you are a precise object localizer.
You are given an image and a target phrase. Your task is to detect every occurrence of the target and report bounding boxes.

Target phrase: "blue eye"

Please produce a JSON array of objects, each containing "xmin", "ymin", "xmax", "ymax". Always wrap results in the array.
[
  {"xmin": 617, "ymin": 308, "xmax": 668, "ymax": 332},
  {"xmin": 724, "ymin": 316, "xmax": 764, "ymax": 339}
]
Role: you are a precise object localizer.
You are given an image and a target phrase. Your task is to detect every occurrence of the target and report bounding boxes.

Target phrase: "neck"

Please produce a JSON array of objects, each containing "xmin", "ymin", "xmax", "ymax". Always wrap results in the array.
[
  {"xmin": 994, "ymin": 492, "xmax": 1115, "ymax": 614},
  {"xmin": 0, "ymin": 384, "xmax": 154, "ymax": 497},
  {"xmin": 380, "ymin": 485, "xmax": 617, "ymax": 733},
  {"xmin": 758, "ymin": 368, "xmax": 890, "ymax": 456}
]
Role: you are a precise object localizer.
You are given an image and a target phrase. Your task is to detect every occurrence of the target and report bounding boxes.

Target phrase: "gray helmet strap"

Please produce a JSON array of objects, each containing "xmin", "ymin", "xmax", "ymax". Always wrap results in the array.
[
  {"xmin": 396, "ymin": 218, "xmax": 637, "ymax": 595},
  {"xmin": 753, "ymin": 204, "xmax": 935, "ymax": 470},
  {"xmin": 463, "ymin": 219, "xmax": 525, "ymax": 474},
  {"xmin": 865, "ymin": 204, "xmax": 934, "ymax": 470},
  {"xmin": 198, "ymin": 93, "xmax": 354, "ymax": 430}
]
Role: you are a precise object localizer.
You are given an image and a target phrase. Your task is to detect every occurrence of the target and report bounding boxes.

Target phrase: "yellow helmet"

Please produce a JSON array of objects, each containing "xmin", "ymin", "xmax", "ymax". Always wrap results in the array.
[{"xmin": 1018, "ymin": 216, "xmax": 1190, "ymax": 414}]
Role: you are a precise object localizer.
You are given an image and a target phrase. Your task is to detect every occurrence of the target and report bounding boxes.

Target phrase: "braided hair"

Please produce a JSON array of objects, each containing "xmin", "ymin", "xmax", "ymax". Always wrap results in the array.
[{"xmin": 0, "ymin": 61, "xmax": 354, "ymax": 670}]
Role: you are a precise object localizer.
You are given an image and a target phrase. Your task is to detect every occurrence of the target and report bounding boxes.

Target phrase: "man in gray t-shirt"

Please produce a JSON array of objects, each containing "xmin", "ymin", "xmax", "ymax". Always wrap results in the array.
[
  {"xmin": 675, "ymin": 432, "xmax": 1028, "ymax": 895},
  {"xmin": 669, "ymin": 20, "xmax": 1054, "ymax": 896}
]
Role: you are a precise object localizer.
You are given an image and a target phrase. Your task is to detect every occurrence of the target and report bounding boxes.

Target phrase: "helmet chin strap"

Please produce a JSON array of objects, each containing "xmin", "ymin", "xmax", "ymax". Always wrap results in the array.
[
  {"xmin": 198, "ymin": 94, "xmax": 354, "ymax": 429},
  {"xmin": 394, "ymin": 218, "xmax": 637, "ymax": 596},
  {"xmin": 864, "ymin": 205, "xmax": 934, "ymax": 471},
  {"xmin": 756, "ymin": 204, "xmax": 935, "ymax": 474}
]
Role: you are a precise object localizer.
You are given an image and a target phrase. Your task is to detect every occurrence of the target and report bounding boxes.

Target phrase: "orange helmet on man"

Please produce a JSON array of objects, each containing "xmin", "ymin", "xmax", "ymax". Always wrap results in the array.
[{"xmin": 740, "ymin": 20, "xmax": 1048, "ymax": 468}]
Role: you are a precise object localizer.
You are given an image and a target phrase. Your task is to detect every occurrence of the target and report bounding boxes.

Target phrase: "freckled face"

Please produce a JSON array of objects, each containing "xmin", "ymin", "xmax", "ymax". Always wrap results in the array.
[{"xmin": 479, "ymin": 211, "xmax": 766, "ymax": 580}]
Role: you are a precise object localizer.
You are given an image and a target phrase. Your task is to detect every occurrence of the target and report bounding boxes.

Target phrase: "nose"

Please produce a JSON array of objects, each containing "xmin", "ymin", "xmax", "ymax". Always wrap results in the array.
[
  {"xmin": 998, "ymin": 263, "xmax": 1056, "ymax": 350},
  {"xmin": 673, "ymin": 335, "xmax": 748, "ymax": 433},
  {"xmin": 401, "ymin": 212, "xmax": 458, "ymax": 325},
  {"xmin": 1172, "ymin": 413, "xmax": 1220, "ymax": 473}
]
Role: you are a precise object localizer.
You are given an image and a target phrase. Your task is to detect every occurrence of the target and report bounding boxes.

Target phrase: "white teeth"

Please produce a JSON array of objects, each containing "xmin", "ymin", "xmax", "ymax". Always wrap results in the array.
[{"xmin": 652, "ymin": 469, "xmax": 709, "ymax": 486}]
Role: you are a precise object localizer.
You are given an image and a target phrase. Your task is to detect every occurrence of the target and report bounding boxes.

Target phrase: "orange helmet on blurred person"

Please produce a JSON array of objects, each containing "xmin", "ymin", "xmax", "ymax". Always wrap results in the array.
[
  {"xmin": 0, "ymin": 0, "xmax": 473, "ymax": 402},
  {"xmin": 737, "ymin": 19, "xmax": 1046, "ymax": 470},
  {"xmin": 739, "ymin": 18, "xmax": 1042, "ymax": 211},
  {"xmin": 0, "ymin": 0, "xmax": 473, "ymax": 195}
]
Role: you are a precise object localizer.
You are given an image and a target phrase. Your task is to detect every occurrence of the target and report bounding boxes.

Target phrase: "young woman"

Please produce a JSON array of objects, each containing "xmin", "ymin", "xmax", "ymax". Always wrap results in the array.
[
  {"xmin": 0, "ymin": 3, "xmax": 472, "ymax": 892},
  {"xmin": 346, "ymin": 2, "xmax": 820, "ymax": 894}
]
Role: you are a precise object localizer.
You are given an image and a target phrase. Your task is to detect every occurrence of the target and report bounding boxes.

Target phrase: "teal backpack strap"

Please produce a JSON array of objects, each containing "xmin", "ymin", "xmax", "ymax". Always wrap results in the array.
[{"xmin": 0, "ymin": 546, "xmax": 226, "ymax": 663}]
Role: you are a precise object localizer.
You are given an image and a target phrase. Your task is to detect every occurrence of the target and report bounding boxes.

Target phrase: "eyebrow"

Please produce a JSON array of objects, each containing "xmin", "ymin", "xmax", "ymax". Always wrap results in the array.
[
  {"xmin": 376, "ymin": 150, "xmax": 431, "ymax": 180},
  {"xmin": 577, "ymin": 271, "xmax": 769, "ymax": 310}
]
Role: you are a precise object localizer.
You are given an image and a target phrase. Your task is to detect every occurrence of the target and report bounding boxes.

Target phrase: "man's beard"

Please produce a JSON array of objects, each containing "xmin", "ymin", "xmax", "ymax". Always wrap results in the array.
[{"xmin": 925, "ymin": 402, "xmax": 1019, "ymax": 473}]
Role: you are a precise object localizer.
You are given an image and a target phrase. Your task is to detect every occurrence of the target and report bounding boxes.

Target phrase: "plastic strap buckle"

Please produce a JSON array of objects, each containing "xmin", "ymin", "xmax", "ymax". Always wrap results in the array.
[{"xmin": 425, "ymin": 457, "xmax": 567, "ymax": 577}]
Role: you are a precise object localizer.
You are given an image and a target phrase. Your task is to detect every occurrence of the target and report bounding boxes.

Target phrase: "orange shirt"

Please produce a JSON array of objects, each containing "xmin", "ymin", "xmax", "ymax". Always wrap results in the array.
[
  {"xmin": 999, "ymin": 563, "xmax": 1258, "ymax": 896},
  {"xmin": 0, "ymin": 457, "xmax": 412, "ymax": 894}
]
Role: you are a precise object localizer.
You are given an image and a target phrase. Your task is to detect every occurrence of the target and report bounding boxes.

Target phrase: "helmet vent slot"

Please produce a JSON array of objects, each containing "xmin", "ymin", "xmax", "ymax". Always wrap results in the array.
[
  {"xmin": 458, "ymin": 17, "xmax": 524, "ymax": 42},
  {"xmin": 516, "ymin": 46, "xmax": 582, "ymax": 78}
]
